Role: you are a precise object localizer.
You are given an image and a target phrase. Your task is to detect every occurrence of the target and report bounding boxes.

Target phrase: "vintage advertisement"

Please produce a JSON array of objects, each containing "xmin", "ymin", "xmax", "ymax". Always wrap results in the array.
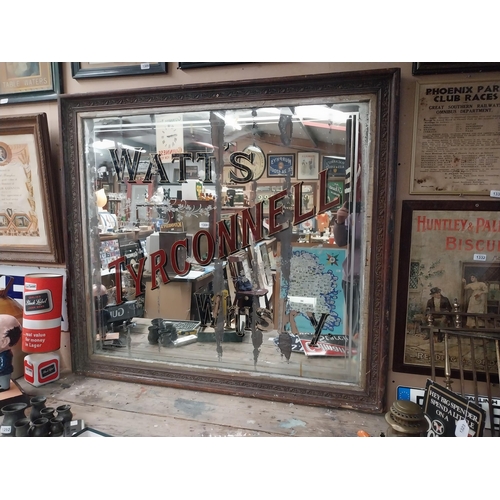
[
  {"xmin": 411, "ymin": 79, "xmax": 500, "ymax": 194},
  {"xmin": 396, "ymin": 201, "xmax": 500, "ymax": 375},
  {"xmin": 0, "ymin": 135, "xmax": 48, "ymax": 246},
  {"xmin": 0, "ymin": 62, "xmax": 54, "ymax": 96}
]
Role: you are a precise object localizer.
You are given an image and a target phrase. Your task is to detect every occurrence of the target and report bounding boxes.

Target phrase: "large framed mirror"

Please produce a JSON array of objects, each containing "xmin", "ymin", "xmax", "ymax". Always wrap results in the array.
[{"xmin": 60, "ymin": 69, "xmax": 400, "ymax": 412}]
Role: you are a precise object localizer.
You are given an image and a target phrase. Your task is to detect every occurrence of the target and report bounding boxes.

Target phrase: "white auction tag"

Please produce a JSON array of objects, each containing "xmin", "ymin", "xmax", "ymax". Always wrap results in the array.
[
  {"xmin": 455, "ymin": 419, "xmax": 469, "ymax": 437},
  {"xmin": 199, "ymin": 222, "xmax": 210, "ymax": 228},
  {"xmin": 490, "ymin": 190, "xmax": 500, "ymax": 198},
  {"xmin": 140, "ymin": 63, "xmax": 150, "ymax": 70},
  {"xmin": 473, "ymin": 254, "xmax": 487, "ymax": 261},
  {"xmin": 0, "ymin": 99, "xmax": 8, "ymax": 104}
]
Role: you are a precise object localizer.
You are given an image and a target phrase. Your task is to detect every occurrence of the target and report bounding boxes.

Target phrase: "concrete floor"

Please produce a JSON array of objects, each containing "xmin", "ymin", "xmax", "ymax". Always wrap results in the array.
[{"xmin": 4, "ymin": 373, "xmax": 389, "ymax": 437}]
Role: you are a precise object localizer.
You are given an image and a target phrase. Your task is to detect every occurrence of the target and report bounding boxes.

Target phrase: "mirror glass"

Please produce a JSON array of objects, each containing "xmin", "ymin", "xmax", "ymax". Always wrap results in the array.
[{"xmin": 80, "ymin": 99, "xmax": 371, "ymax": 388}]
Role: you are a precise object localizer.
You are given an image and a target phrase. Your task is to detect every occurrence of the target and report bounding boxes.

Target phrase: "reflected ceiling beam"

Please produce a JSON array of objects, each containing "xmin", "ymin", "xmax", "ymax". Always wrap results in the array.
[
  {"xmin": 301, "ymin": 121, "xmax": 346, "ymax": 132},
  {"xmin": 298, "ymin": 120, "xmax": 319, "ymax": 148},
  {"xmin": 253, "ymin": 131, "xmax": 344, "ymax": 156}
]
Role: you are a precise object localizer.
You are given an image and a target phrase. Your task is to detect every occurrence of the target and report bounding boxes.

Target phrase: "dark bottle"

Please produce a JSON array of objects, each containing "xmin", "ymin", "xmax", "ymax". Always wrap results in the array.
[
  {"xmin": 56, "ymin": 404, "xmax": 73, "ymax": 424},
  {"xmin": 1, "ymin": 402, "xmax": 28, "ymax": 437},
  {"xmin": 29, "ymin": 396, "xmax": 47, "ymax": 422},
  {"xmin": 49, "ymin": 416, "xmax": 65, "ymax": 437},
  {"xmin": 14, "ymin": 417, "xmax": 32, "ymax": 437},
  {"xmin": 31, "ymin": 417, "xmax": 50, "ymax": 437}
]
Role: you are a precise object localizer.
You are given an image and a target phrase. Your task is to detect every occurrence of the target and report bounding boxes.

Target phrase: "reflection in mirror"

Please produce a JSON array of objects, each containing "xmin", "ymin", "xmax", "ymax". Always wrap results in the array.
[
  {"xmin": 84, "ymin": 102, "xmax": 367, "ymax": 384},
  {"xmin": 62, "ymin": 70, "xmax": 399, "ymax": 411}
]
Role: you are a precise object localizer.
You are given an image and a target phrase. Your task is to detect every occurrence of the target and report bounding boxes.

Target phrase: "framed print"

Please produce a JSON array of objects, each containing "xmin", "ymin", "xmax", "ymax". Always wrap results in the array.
[
  {"xmin": 0, "ymin": 63, "xmax": 61, "ymax": 104},
  {"xmin": 410, "ymin": 78, "xmax": 500, "ymax": 195},
  {"xmin": 178, "ymin": 63, "xmax": 243, "ymax": 69},
  {"xmin": 393, "ymin": 200, "xmax": 500, "ymax": 380},
  {"xmin": 298, "ymin": 182, "xmax": 317, "ymax": 213},
  {"xmin": 327, "ymin": 180, "xmax": 344, "ymax": 206},
  {"xmin": 185, "ymin": 165, "xmax": 199, "ymax": 180},
  {"xmin": 412, "ymin": 63, "xmax": 500, "ymax": 75},
  {"xmin": 322, "ymin": 155, "xmax": 346, "ymax": 176},
  {"xmin": 71, "ymin": 62, "xmax": 167, "ymax": 79},
  {"xmin": 297, "ymin": 152, "xmax": 319, "ymax": 180},
  {"xmin": 0, "ymin": 114, "xmax": 63, "ymax": 264},
  {"xmin": 267, "ymin": 154, "xmax": 295, "ymax": 177},
  {"xmin": 255, "ymin": 183, "xmax": 285, "ymax": 214},
  {"xmin": 255, "ymin": 182, "xmax": 316, "ymax": 215}
]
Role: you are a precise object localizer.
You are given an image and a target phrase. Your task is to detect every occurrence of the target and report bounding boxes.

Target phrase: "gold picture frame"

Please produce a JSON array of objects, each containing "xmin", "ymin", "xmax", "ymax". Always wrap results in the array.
[{"xmin": 0, "ymin": 114, "xmax": 64, "ymax": 264}]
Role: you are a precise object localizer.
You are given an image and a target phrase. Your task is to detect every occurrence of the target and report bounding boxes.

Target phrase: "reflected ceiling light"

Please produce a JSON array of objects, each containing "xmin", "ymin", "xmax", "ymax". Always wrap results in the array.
[
  {"xmin": 213, "ymin": 111, "xmax": 241, "ymax": 130},
  {"xmin": 90, "ymin": 140, "xmax": 146, "ymax": 153},
  {"xmin": 295, "ymin": 105, "xmax": 348, "ymax": 124}
]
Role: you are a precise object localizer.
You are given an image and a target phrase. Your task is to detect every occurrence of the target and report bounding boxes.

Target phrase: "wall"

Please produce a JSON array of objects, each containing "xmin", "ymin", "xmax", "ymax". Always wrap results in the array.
[{"xmin": 2, "ymin": 62, "xmax": 499, "ymax": 407}]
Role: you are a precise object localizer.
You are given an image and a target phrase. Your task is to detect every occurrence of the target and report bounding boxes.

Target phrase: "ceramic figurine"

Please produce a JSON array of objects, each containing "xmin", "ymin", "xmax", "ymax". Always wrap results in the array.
[{"xmin": 0, "ymin": 314, "xmax": 22, "ymax": 391}]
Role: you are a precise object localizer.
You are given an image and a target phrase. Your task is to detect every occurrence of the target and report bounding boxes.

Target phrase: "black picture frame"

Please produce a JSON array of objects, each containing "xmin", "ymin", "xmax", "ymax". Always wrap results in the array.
[
  {"xmin": 0, "ymin": 62, "xmax": 62, "ymax": 104},
  {"xmin": 412, "ymin": 62, "xmax": 500, "ymax": 76},
  {"xmin": 267, "ymin": 153, "xmax": 295, "ymax": 177},
  {"xmin": 177, "ymin": 63, "xmax": 243, "ymax": 69},
  {"xmin": 71, "ymin": 62, "xmax": 168, "ymax": 79},
  {"xmin": 393, "ymin": 199, "xmax": 500, "ymax": 381}
]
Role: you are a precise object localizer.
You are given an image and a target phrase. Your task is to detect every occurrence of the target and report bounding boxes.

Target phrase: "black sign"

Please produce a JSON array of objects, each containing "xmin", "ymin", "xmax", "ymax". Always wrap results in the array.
[
  {"xmin": 423, "ymin": 379, "xmax": 485, "ymax": 437},
  {"xmin": 322, "ymin": 156, "xmax": 346, "ymax": 176},
  {"xmin": 41, "ymin": 363, "xmax": 56, "ymax": 378},
  {"xmin": 120, "ymin": 241, "xmax": 143, "ymax": 266},
  {"xmin": 106, "ymin": 300, "xmax": 138, "ymax": 325}
]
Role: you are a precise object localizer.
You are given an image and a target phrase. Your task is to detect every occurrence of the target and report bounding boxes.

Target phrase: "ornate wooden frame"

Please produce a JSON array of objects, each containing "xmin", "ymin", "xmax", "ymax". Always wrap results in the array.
[
  {"xmin": 0, "ymin": 113, "xmax": 64, "ymax": 264},
  {"xmin": 60, "ymin": 69, "xmax": 400, "ymax": 413}
]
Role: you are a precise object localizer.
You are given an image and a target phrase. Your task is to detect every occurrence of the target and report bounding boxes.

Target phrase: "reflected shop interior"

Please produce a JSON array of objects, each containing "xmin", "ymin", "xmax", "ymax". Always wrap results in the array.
[{"xmin": 82, "ymin": 98, "xmax": 373, "ymax": 390}]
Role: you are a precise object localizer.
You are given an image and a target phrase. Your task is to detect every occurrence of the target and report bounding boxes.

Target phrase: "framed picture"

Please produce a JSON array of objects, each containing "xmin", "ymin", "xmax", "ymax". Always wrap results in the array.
[
  {"xmin": 297, "ymin": 152, "xmax": 319, "ymax": 180},
  {"xmin": 322, "ymin": 155, "xmax": 346, "ymax": 176},
  {"xmin": 0, "ymin": 114, "xmax": 64, "ymax": 264},
  {"xmin": 0, "ymin": 63, "xmax": 61, "ymax": 104},
  {"xmin": 412, "ymin": 62, "xmax": 500, "ymax": 75},
  {"xmin": 267, "ymin": 154, "xmax": 295, "ymax": 177},
  {"xmin": 71, "ymin": 62, "xmax": 167, "ymax": 79},
  {"xmin": 255, "ymin": 182, "xmax": 316, "ymax": 216},
  {"xmin": 185, "ymin": 165, "xmax": 200, "ymax": 180},
  {"xmin": 410, "ymin": 78, "xmax": 500, "ymax": 195},
  {"xmin": 255, "ymin": 183, "xmax": 286, "ymax": 214},
  {"xmin": 178, "ymin": 63, "xmax": 243, "ymax": 69},
  {"xmin": 326, "ymin": 180, "xmax": 344, "ymax": 206},
  {"xmin": 393, "ymin": 200, "xmax": 500, "ymax": 380},
  {"xmin": 298, "ymin": 182, "xmax": 317, "ymax": 213}
]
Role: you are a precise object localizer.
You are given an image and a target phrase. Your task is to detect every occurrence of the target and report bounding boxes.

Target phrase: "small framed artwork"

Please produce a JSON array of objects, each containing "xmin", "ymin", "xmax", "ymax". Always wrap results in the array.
[
  {"xmin": 0, "ymin": 63, "xmax": 61, "ymax": 104},
  {"xmin": 71, "ymin": 62, "xmax": 168, "ymax": 79},
  {"xmin": 412, "ymin": 62, "xmax": 500, "ymax": 75},
  {"xmin": 178, "ymin": 63, "xmax": 243, "ymax": 69},
  {"xmin": 297, "ymin": 152, "xmax": 319, "ymax": 180},
  {"xmin": 322, "ymin": 155, "xmax": 346, "ymax": 177},
  {"xmin": 267, "ymin": 154, "xmax": 295, "ymax": 177},
  {"xmin": 185, "ymin": 165, "xmax": 200, "ymax": 180},
  {"xmin": 327, "ymin": 180, "xmax": 344, "ymax": 206}
]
